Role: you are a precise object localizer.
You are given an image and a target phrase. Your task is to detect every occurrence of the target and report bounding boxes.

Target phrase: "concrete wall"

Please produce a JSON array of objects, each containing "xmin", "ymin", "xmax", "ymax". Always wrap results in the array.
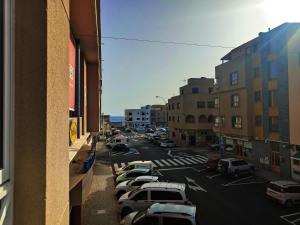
[{"xmin": 14, "ymin": 0, "xmax": 69, "ymax": 225}]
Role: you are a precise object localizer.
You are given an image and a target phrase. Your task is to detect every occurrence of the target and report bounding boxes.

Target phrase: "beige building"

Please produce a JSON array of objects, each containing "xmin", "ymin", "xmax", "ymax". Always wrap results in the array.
[
  {"xmin": 168, "ymin": 78, "xmax": 215, "ymax": 146},
  {"xmin": 151, "ymin": 104, "xmax": 168, "ymax": 128},
  {"xmin": 213, "ymin": 23, "xmax": 300, "ymax": 178},
  {"xmin": 1, "ymin": 0, "xmax": 102, "ymax": 225}
]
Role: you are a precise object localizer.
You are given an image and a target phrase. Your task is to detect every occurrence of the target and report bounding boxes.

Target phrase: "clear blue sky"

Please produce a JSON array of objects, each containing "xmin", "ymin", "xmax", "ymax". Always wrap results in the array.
[{"xmin": 101, "ymin": 0, "xmax": 300, "ymax": 116}]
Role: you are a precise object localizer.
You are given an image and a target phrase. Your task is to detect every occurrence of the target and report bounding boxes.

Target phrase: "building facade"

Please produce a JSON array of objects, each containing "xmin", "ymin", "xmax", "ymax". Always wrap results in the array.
[
  {"xmin": 1, "ymin": 0, "xmax": 102, "ymax": 225},
  {"xmin": 168, "ymin": 78, "xmax": 215, "ymax": 146},
  {"xmin": 151, "ymin": 104, "xmax": 168, "ymax": 128},
  {"xmin": 125, "ymin": 105, "xmax": 151, "ymax": 128},
  {"xmin": 213, "ymin": 23, "xmax": 300, "ymax": 178}
]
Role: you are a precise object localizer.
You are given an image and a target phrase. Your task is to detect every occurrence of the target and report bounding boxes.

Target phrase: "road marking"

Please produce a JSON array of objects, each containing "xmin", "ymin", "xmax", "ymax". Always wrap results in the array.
[
  {"xmin": 158, "ymin": 166, "xmax": 192, "ymax": 171},
  {"xmin": 191, "ymin": 158, "xmax": 207, "ymax": 164},
  {"xmin": 207, "ymin": 174, "xmax": 222, "ymax": 179},
  {"xmin": 222, "ymin": 176, "xmax": 253, "ymax": 186},
  {"xmin": 151, "ymin": 162, "xmax": 157, "ymax": 168},
  {"xmin": 121, "ymin": 163, "xmax": 126, "ymax": 168},
  {"xmin": 196, "ymin": 156, "xmax": 208, "ymax": 162},
  {"xmin": 154, "ymin": 160, "xmax": 164, "ymax": 167},
  {"xmin": 185, "ymin": 176, "xmax": 207, "ymax": 192},
  {"xmin": 178, "ymin": 158, "xmax": 192, "ymax": 165},
  {"xmin": 191, "ymin": 168, "xmax": 206, "ymax": 172},
  {"xmin": 160, "ymin": 159, "xmax": 171, "ymax": 166},
  {"xmin": 223, "ymin": 181, "xmax": 269, "ymax": 186},
  {"xmin": 184, "ymin": 158, "xmax": 200, "ymax": 164},
  {"xmin": 173, "ymin": 158, "xmax": 186, "ymax": 165},
  {"xmin": 281, "ymin": 212, "xmax": 300, "ymax": 225},
  {"xmin": 166, "ymin": 159, "xmax": 178, "ymax": 166}
]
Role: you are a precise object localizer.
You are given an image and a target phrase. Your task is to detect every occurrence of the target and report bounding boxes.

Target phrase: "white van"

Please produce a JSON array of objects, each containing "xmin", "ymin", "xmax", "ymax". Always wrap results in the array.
[
  {"xmin": 115, "ymin": 161, "xmax": 154, "ymax": 176},
  {"xmin": 107, "ymin": 135, "xmax": 128, "ymax": 148}
]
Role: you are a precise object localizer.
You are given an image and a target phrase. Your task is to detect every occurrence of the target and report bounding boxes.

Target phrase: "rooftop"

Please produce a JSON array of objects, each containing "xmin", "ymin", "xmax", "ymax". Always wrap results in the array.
[{"xmin": 148, "ymin": 203, "xmax": 196, "ymax": 217}]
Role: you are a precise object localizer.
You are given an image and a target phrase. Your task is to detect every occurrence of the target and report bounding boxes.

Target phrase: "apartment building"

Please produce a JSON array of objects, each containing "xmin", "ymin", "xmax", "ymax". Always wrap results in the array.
[
  {"xmin": 125, "ymin": 105, "xmax": 151, "ymax": 128},
  {"xmin": 151, "ymin": 104, "xmax": 168, "ymax": 128},
  {"xmin": 1, "ymin": 0, "xmax": 102, "ymax": 225},
  {"xmin": 213, "ymin": 23, "xmax": 300, "ymax": 178},
  {"xmin": 168, "ymin": 78, "xmax": 215, "ymax": 146}
]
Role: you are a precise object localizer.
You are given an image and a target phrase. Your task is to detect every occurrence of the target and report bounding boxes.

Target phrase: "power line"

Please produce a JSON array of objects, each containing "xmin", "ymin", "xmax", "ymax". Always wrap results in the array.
[{"xmin": 101, "ymin": 36, "xmax": 235, "ymax": 49}]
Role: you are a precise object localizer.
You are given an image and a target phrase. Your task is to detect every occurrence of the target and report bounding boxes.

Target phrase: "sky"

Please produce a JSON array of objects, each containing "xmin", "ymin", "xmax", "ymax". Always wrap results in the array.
[{"xmin": 101, "ymin": 0, "xmax": 300, "ymax": 116}]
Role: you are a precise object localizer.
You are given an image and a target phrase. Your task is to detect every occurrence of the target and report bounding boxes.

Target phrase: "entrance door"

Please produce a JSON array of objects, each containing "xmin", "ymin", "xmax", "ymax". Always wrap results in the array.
[
  {"xmin": 189, "ymin": 136, "xmax": 196, "ymax": 146},
  {"xmin": 270, "ymin": 142, "xmax": 280, "ymax": 173}
]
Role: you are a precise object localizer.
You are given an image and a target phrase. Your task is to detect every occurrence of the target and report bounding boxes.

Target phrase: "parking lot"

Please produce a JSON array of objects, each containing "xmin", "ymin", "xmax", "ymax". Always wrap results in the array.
[{"xmin": 100, "ymin": 132, "xmax": 300, "ymax": 225}]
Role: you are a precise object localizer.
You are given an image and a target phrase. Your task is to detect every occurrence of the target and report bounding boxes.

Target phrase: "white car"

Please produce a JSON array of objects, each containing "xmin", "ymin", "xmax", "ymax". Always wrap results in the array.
[
  {"xmin": 160, "ymin": 140, "xmax": 176, "ymax": 148},
  {"xmin": 115, "ymin": 176, "xmax": 159, "ymax": 199},
  {"xmin": 115, "ymin": 161, "xmax": 154, "ymax": 176}
]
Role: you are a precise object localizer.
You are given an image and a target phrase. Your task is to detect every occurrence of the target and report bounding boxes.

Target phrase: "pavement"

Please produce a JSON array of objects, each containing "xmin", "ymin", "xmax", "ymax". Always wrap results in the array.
[{"xmin": 82, "ymin": 141, "xmax": 119, "ymax": 225}]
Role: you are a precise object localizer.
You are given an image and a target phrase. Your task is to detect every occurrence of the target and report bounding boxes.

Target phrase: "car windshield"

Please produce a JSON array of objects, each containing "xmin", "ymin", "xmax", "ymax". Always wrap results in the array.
[{"xmin": 132, "ymin": 210, "xmax": 147, "ymax": 224}]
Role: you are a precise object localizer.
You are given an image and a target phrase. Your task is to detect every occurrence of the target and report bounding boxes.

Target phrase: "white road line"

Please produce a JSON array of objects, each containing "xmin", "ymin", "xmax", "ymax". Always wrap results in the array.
[
  {"xmin": 166, "ymin": 159, "xmax": 178, "ymax": 166},
  {"xmin": 191, "ymin": 168, "xmax": 207, "ymax": 172},
  {"xmin": 224, "ymin": 181, "xmax": 270, "ymax": 186},
  {"xmin": 196, "ymin": 156, "xmax": 208, "ymax": 162},
  {"xmin": 191, "ymin": 158, "xmax": 207, "ymax": 164},
  {"xmin": 121, "ymin": 163, "xmax": 126, "ymax": 168},
  {"xmin": 160, "ymin": 159, "xmax": 171, "ymax": 166},
  {"xmin": 173, "ymin": 158, "xmax": 186, "ymax": 165},
  {"xmin": 158, "ymin": 166, "xmax": 192, "ymax": 171},
  {"xmin": 222, "ymin": 176, "xmax": 253, "ymax": 186},
  {"xmin": 207, "ymin": 174, "xmax": 222, "ymax": 179},
  {"xmin": 154, "ymin": 160, "xmax": 164, "ymax": 167},
  {"xmin": 151, "ymin": 161, "xmax": 157, "ymax": 168},
  {"xmin": 184, "ymin": 158, "xmax": 200, "ymax": 164},
  {"xmin": 178, "ymin": 158, "xmax": 192, "ymax": 165}
]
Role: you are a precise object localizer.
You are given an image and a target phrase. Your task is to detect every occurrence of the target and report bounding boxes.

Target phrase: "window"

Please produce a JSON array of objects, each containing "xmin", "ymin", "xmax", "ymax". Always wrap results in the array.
[
  {"xmin": 269, "ymin": 90, "xmax": 278, "ymax": 107},
  {"xmin": 168, "ymin": 116, "xmax": 171, "ymax": 121},
  {"xmin": 231, "ymin": 94, "xmax": 239, "ymax": 107},
  {"xmin": 232, "ymin": 116, "xmax": 242, "ymax": 128},
  {"xmin": 269, "ymin": 61, "xmax": 279, "ymax": 79},
  {"xmin": 230, "ymin": 71, "xmax": 238, "ymax": 85},
  {"xmin": 214, "ymin": 116, "xmax": 224, "ymax": 127},
  {"xmin": 137, "ymin": 118, "xmax": 140, "ymax": 121},
  {"xmin": 151, "ymin": 191, "xmax": 165, "ymax": 200},
  {"xmin": 181, "ymin": 89, "xmax": 184, "ymax": 95},
  {"xmin": 168, "ymin": 105, "xmax": 171, "ymax": 110},
  {"xmin": 129, "ymin": 112, "xmax": 132, "ymax": 116},
  {"xmin": 208, "ymin": 115, "xmax": 214, "ymax": 123},
  {"xmin": 162, "ymin": 217, "xmax": 192, "ymax": 225},
  {"xmin": 214, "ymin": 98, "xmax": 219, "ymax": 108},
  {"xmin": 131, "ymin": 181, "xmax": 147, "ymax": 187},
  {"xmin": 253, "ymin": 43, "xmax": 258, "ymax": 53},
  {"xmin": 254, "ymin": 67, "xmax": 260, "ymax": 77},
  {"xmin": 255, "ymin": 115, "xmax": 262, "ymax": 126},
  {"xmin": 293, "ymin": 159, "xmax": 300, "ymax": 165},
  {"xmin": 172, "ymin": 116, "xmax": 175, "ymax": 122},
  {"xmin": 177, "ymin": 103, "xmax": 180, "ymax": 109},
  {"xmin": 151, "ymin": 191, "xmax": 182, "ymax": 200},
  {"xmin": 269, "ymin": 116, "xmax": 279, "ymax": 132},
  {"xmin": 181, "ymin": 134, "xmax": 186, "ymax": 140},
  {"xmin": 207, "ymin": 101, "xmax": 214, "ymax": 108},
  {"xmin": 132, "ymin": 191, "xmax": 148, "ymax": 201},
  {"xmin": 185, "ymin": 115, "xmax": 195, "ymax": 123},
  {"xmin": 197, "ymin": 101, "xmax": 205, "ymax": 108},
  {"xmin": 172, "ymin": 103, "xmax": 174, "ymax": 110},
  {"xmin": 192, "ymin": 87, "xmax": 199, "ymax": 94},
  {"xmin": 254, "ymin": 91, "xmax": 261, "ymax": 102},
  {"xmin": 177, "ymin": 116, "xmax": 180, "ymax": 123},
  {"xmin": 198, "ymin": 115, "xmax": 207, "ymax": 123}
]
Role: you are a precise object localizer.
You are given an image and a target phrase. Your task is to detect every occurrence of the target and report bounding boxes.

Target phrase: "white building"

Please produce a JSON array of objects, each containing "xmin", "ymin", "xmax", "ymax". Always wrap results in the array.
[{"xmin": 125, "ymin": 105, "xmax": 151, "ymax": 128}]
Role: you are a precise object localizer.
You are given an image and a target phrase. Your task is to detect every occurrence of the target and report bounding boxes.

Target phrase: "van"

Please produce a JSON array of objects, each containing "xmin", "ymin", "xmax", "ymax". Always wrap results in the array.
[
  {"xmin": 115, "ymin": 161, "xmax": 154, "ymax": 176},
  {"xmin": 107, "ymin": 134, "xmax": 128, "ymax": 148},
  {"xmin": 118, "ymin": 182, "xmax": 190, "ymax": 217},
  {"xmin": 266, "ymin": 180, "xmax": 300, "ymax": 207}
]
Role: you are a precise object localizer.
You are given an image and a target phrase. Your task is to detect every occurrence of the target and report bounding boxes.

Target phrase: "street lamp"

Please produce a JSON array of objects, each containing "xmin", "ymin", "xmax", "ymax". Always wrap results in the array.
[{"xmin": 155, "ymin": 95, "xmax": 167, "ymax": 104}]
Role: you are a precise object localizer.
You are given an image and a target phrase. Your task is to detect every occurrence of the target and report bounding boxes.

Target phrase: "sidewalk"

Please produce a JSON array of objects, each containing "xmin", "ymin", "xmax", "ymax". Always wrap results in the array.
[{"xmin": 83, "ymin": 142, "xmax": 119, "ymax": 225}]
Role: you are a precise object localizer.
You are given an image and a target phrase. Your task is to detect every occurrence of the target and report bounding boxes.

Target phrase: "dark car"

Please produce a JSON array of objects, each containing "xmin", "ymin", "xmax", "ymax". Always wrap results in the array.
[
  {"xmin": 206, "ymin": 156, "xmax": 220, "ymax": 170},
  {"xmin": 112, "ymin": 144, "xmax": 129, "ymax": 152}
]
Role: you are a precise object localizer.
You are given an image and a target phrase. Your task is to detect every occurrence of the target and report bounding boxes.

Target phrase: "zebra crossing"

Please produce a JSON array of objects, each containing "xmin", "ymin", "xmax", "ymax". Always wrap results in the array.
[{"xmin": 112, "ymin": 155, "xmax": 208, "ymax": 171}]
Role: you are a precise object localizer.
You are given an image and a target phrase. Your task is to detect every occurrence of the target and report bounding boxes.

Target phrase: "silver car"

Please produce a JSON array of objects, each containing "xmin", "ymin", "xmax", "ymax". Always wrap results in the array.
[
  {"xmin": 120, "ymin": 203, "xmax": 198, "ymax": 225},
  {"xmin": 115, "ymin": 176, "xmax": 159, "ymax": 199}
]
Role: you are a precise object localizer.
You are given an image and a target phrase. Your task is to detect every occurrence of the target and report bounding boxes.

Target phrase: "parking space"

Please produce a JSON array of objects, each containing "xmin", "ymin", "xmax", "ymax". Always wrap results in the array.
[{"xmin": 281, "ymin": 212, "xmax": 300, "ymax": 225}]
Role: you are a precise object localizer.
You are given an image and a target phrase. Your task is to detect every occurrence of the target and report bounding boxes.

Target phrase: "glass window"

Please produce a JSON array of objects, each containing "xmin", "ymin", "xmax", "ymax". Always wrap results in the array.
[
  {"xmin": 132, "ymin": 191, "xmax": 148, "ymax": 201},
  {"xmin": 207, "ymin": 101, "xmax": 214, "ymax": 108},
  {"xmin": 185, "ymin": 115, "xmax": 195, "ymax": 123},
  {"xmin": 231, "ymin": 94, "xmax": 239, "ymax": 107},
  {"xmin": 232, "ymin": 116, "xmax": 242, "ymax": 129},
  {"xmin": 269, "ymin": 61, "xmax": 279, "ymax": 79},
  {"xmin": 254, "ymin": 91, "xmax": 261, "ymax": 102},
  {"xmin": 176, "ymin": 103, "xmax": 180, "ymax": 109},
  {"xmin": 214, "ymin": 116, "xmax": 224, "ymax": 127},
  {"xmin": 269, "ymin": 90, "xmax": 278, "ymax": 107},
  {"xmin": 230, "ymin": 71, "xmax": 238, "ymax": 85},
  {"xmin": 197, "ymin": 101, "xmax": 205, "ymax": 108},
  {"xmin": 181, "ymin": 89, "xmax": 184, "ymax": 95},
  {"xmin": 269, "ymin": 116, "xmax": 279, "ymax": 132},
  {"xmin": 162, "ymin": 217, "xmax": 192, "ymax": 225},
  {"xmin": 151, "ymin": 191, "xmax": 165, "ymax": 200},
  {"xmin": 192, "ymin": 87, "xmax": 199, "ymax": 94}
]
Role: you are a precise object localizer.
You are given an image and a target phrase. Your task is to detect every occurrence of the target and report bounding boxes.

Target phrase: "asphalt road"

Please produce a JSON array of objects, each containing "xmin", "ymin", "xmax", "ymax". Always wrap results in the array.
[{"xmin": 97, "ymin": 132, "xmax": 300, "ymax": 225}]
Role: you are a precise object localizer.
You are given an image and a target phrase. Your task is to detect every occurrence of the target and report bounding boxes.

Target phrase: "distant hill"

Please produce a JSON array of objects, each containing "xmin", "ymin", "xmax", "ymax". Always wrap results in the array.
[{"xmin": 110, "ymin": 116, "xmax": 125, "ymax": 123}]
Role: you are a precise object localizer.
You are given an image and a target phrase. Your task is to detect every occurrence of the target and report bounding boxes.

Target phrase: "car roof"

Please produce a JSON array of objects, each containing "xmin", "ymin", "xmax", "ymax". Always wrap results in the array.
[
  {"xmin": 127, "ymin": 168, "xmax": 150, "ymax": 173},
  {"xmin": 271, "ymin": 180, "xmax": 299, "ymax": 187},
  {"xmin": 134, "ymin": 176, "xmax": 159, "ymax": 181},
  {"xmin": 141, "ymin": 182, "xmax": 185, "ymax": 191},
  {"xmin": 128, "ymin": 160, "xmax": 152, "ymax": 165},
  {"xmin": 148, "ymin": 203, "xmax": 196, "ymax": 217}
]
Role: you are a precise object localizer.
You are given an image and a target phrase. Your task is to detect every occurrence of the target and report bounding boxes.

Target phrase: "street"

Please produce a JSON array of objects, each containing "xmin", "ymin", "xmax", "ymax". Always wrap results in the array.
[{"xmin": 96, "ymin": 133, "xmax": 300, "ymax": 225}]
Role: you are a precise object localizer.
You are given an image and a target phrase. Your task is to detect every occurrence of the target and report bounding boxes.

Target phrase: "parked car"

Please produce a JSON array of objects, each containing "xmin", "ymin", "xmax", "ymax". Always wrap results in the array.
[
  {"xmin": 217, "ymin": 158, "xmax": 255, "ymax": 177},
  {"xmin": 112, "ymin": 143, "xmax": 129, "ymax": 152},
  {"xmin": 266, "ymin": 180, "xmax": 300, "ymax": 207},
  {"xmin": 118, "ymin": 182, "xmax": 190, "ymax": 217},
  {"xmin": 160, "ymin": 140, "xmax": 176, "ymax": 148},
  {"xmin": 115, "ymin": 161, "xmax": 154, "ymax": 176},
  {"xmin": 120, "ymin": 203, "xmax": 198, "ymax": 225},
  {"xmin": 115, "ymin": 176, "xmax": 159, "ymax": 199},
  {"xmin": 206, "ymin": 156, "xmax": 220, "ymax": 171},
  {"xmin": 115, "ymin": 168, "xmax": 152, "ymax": 185},
  {"xmin": 107, "ymin": 135, "xmax": 128, "ymax": 148}
]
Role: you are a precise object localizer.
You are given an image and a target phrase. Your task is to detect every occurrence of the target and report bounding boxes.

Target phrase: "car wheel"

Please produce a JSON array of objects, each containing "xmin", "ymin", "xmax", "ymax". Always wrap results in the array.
[
  {"xmin": 121, "ymin": 207, "xmax": 133, "ymax": 218},
  {"xmin": 116, "ymin": 191, "xmax": 126, "ymax": 199},
  {"xmin": 285, "ymin": 200, "xmax": 293, "ymax": 208}
]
